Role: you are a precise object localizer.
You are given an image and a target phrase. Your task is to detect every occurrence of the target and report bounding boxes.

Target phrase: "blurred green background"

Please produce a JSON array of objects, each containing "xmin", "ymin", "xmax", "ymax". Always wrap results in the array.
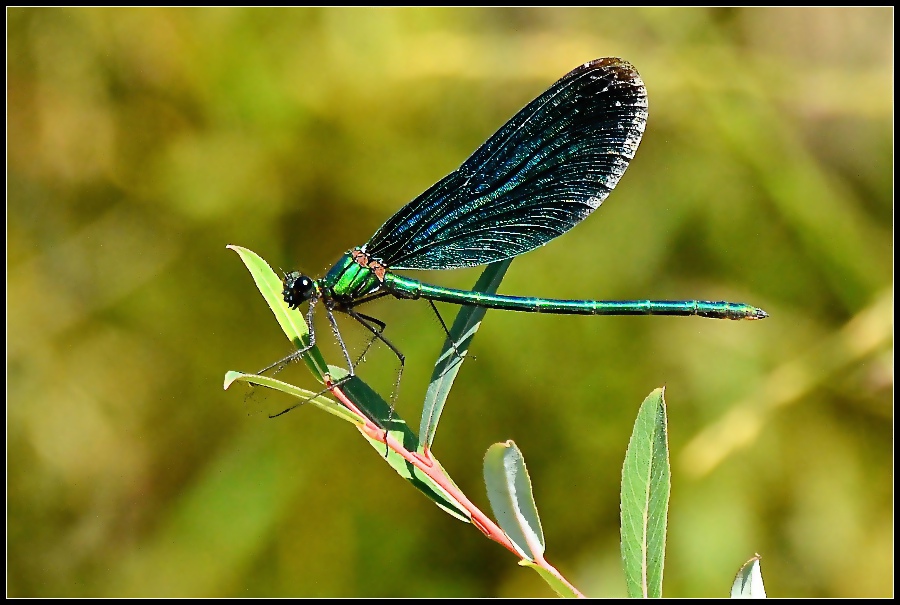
[{"xmin": 7, "ymin": 7, "xmax": 893, "ymax": 598}]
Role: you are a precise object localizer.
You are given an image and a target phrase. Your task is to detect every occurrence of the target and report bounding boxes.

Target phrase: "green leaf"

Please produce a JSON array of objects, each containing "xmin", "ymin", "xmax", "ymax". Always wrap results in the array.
[
  {"xmin": 223, "ymin": 370, "xmax": 361, "ymax": 425},
  {"xmin": 420, "ymin": 260, "xmax": 512, "ymax": 449},
  {"xmin": 225, "ymin": 365, "xmax": 472, "ymax": 523},
  {"xmin": 341, "ymin": 374, "xmax": 471, "ymax": 523},
  {"xmin": 226, "ymin": 246, "xmax": 470, "ymax": 522},
  {"xmin": 621, "ymin": 388, "xmax": 670, "ymax": 599},
  {"xmin": 483, "ymin": 440, "xmax": 545, "ymax": 562},
  {"xmin": 521, "ymin": 561, "xmax": 582, "ymax": 599},
  {"xmin": 227, "ymin": 245, "xmax": 329, "ymax": 379},
  {"xmin": 731, "ymin": 554, "xmax": 767, "ymax": 598}
]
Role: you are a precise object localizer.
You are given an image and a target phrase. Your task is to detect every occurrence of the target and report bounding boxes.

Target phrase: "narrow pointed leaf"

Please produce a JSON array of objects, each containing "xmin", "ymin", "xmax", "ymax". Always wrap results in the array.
[
  {"xmin": 228, "ymin": 245, "xmax": 329, "ymax": 378},
  {"xmin": 224, "ymin": 369, "xmax": 359, "ymax": 424},
  {"xmin": 225, "ymin": 366, "xmax": 471, "ymax": 523},
  {"xmin": 420, "ymin": 259, "xmax": 512, "ymax": 448},
  {"xmin": 621, "ymin": 388, "xmax": 670, "ymax": 598}
]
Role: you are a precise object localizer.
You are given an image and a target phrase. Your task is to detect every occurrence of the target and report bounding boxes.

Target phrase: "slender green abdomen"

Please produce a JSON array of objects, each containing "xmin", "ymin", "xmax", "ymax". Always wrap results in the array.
[{"xmin": 384, "ymin": 273, "xmax": 767, "ymax": 320}]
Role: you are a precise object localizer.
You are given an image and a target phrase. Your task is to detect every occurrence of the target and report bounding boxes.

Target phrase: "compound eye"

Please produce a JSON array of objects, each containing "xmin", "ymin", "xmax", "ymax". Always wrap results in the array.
[{"xmin": 283, "ymin": 272, "xmax": 316, "ymax": 309}]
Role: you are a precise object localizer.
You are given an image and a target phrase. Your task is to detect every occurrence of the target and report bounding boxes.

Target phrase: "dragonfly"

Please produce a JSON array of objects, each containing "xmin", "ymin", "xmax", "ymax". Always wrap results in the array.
[{"xmin": 268, "ymin": 57, "xmax": 767, "ymax": 405}]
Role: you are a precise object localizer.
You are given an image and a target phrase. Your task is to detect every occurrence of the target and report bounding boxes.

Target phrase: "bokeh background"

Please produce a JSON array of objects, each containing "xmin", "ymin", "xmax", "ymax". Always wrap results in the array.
[{"xmin": 7, "ymin": 7, "xmax": 893, "ymax": 598}]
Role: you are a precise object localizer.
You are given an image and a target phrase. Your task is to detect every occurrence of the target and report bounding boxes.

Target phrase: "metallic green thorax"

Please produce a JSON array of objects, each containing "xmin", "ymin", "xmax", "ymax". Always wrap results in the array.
[{"xmin": 321, "ymin": 253, "xmax": 381, "ymax": 302}]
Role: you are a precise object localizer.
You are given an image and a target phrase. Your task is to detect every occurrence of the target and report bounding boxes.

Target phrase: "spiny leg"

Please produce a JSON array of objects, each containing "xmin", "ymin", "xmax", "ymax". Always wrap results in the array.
[
  {"xmin": 257, "ymin": 295, "xmax": 320, "ymax": 376},
  {"xmin": 324, "ymin": 303, "xmax": 355, "ymax": 376},
  {"xmin": 347, "ymin": 309, "xmax": 405, "ymax": 411},
  {"xmin": 345, "ymin": 308, "xmax": 405, "ymax": 455},
  {"xmin": 266, "ymin": 372, "xmax": 358, "ymax": 419},
  {"xmin": 333, "ymin": 290, "xmax": 390, "ymax": 369},
  {"xmin": 338, "ymin": 291, "xmax": 394, "ymax": 371},
  {"xmin": 267, "ymin": 299, "xmax": 390, "ymax": 420},
  {"xmin": 260, "ymin": 296, "xmax": 329, "ymax": 418},
  {"xmin": 268, "ymin": 302, "xmax": 357, "ymax": 419},
  {"xmin": 352, "ymin": 315, "xmax": 386, "ymax": 368},
  {"xmin": 264, "ymin": 295, "xmax": 398, "ymax": 431},
  {"xmin": 268, "ymin": 393, "xmax": 319, "ymax": 418},
  {"xmin": 427, "ymin": 300, "xmax": 473, "ymax": 364}
]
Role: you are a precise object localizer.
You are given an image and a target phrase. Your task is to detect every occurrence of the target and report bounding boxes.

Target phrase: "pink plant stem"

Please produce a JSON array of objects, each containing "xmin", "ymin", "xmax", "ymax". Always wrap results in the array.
[
  {"xmin": 325, "ymin": 380, "xmax": 584, "ymax": 597},
  {"xmin": 324, "ymin": 380, "xmax": 514, "ymax": 552}
]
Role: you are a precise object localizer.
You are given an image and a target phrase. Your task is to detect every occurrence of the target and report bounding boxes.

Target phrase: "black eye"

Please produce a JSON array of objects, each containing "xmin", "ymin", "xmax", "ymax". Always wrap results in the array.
[{"xmin": 283, "ymin": 272, "xmax": 316, "ymax": 309}]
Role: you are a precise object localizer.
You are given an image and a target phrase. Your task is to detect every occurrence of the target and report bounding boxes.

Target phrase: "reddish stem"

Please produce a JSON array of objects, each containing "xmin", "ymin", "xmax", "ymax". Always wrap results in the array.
[
  {"xmin": 325, "ymin": 381, "xmax": 514, "ymax": 552},
  {"xmin": 325, "ymin": 380, "xmax": 584, "ymax": 597}
]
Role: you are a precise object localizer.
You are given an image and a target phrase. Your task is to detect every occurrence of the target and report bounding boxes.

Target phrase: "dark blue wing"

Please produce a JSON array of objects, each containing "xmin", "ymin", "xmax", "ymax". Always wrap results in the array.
[{"xmin": 362, "ymin": 57, "xmax": 648, "ymax": 271}]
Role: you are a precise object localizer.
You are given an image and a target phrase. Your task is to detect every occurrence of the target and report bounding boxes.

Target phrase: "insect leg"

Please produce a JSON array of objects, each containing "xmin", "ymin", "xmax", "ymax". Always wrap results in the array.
[
  {"xmin": 427, "ymin": 300, "xmax": 473, "ymax": 363},
  {"xmin": 257, "ymin": 294, "xmax": 320, "ymax": 375}
]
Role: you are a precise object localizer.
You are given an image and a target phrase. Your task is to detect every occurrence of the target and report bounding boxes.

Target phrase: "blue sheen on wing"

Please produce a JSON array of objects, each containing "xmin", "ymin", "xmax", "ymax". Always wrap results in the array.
[{"xmin": 363, "ymin": 58, "xmax": 648, "ymax": 271}]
